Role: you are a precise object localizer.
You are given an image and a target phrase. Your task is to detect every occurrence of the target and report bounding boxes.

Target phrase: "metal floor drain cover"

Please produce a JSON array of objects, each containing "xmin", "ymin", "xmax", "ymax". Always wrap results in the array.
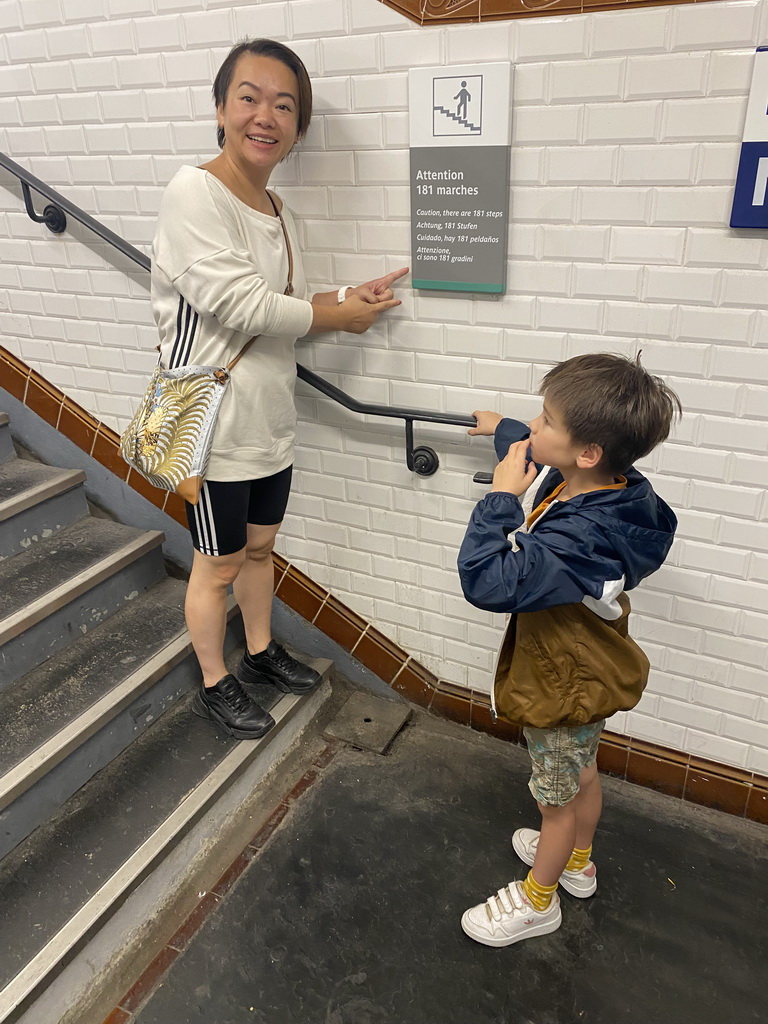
[{"xmin": 323, "ymin": 693, "xmax": 411, "ymax": 754}]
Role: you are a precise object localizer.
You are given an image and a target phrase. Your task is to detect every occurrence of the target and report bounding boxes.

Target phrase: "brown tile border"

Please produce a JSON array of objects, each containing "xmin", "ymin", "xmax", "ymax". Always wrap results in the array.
[
  {"xmin": 101, "ymin": 742, "xmax": 341, "ymax": 1022},
  {"xmin": 4, "ymin": 345, "xmax": 767, "ymax": 827},
  {"xmin": 166, "ymin": 892, "xmax": 221, "ymax": 953},
  {"xmin": 351, "ymin": 630, "xmax": 409, "ymax": 685},
  {"xmin": 117, "ymin": 945, "xmax": 180, "ymax": 1014},
  {"xmin": 210, "ymin": 850, "xmax": 255, "ymax": 899},
  {"xmin": 684, "ymin": 768, "xmax": 750, "ymax": 818},
  {"xmin": 91, "ymin": 427, "xmax": 129, "ymax": 482},
  {"xmin": 382, "ymin": 0, "xmax": 723, "ymax": 27},
  {"xmin": 0, "ymin": 347, "xmax": 31, "ymax": 401},
  {"xmin": 596, "ymin": 734, "xmax": 630, "ymax": 779},
  {"xmin": 276, "ymin": 568, "xmax": 328, "ymax": 623},
  {"xmin": 26, "ymin": 371, "xmax": 63, "ymax": 429},
  {"xmin": 312, "ymin": 596, "xmax": 367, "ymax": 652},
  {"xmin": 391, "ymin": 659, "xmax": 438, "ymax": 706},
  {"xmin": 58, "ymin": 401, "xmax": 99, "ymax": 454},
  {"xmin": 102, "ymin": 1010, "xmax": 132, "ymax": 1024},
  {"xmin": 746, "ymin": 786, "xmax": 768, "ymax": 827},
  {"xmin": 626, "ymin": 749, "xmax": 686, "ymax": 800},
  {"xmin": 429, "ymin": 685, "xmax": 472, "ymax": 727},
  {"xmin": 162, "ymin": 491, "xmax": 188, "ymax": 527}
]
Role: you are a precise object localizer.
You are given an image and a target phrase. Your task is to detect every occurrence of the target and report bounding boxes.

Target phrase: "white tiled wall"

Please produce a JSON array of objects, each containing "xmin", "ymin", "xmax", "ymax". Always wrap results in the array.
[{"xmin": 1, "ymin": 0, "xmax": 768, "ymax": 772}]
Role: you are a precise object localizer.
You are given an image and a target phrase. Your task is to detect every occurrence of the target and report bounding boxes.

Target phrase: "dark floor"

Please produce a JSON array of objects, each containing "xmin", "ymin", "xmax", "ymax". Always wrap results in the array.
[{"xmin": 133, "ymin": 710, "xmax": 767, "ymax": 1024}]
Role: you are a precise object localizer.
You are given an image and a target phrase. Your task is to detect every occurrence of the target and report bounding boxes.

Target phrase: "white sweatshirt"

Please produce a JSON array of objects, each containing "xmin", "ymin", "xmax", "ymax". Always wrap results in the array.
[{"xmin": 150, "ymin": 165, "xmax": 314, "ymax": 481}]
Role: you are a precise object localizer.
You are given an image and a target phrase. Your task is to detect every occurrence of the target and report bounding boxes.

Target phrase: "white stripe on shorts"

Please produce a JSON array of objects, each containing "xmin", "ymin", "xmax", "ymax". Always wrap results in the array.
[{"xmin": 194, "ymin": 482, "xmax": 219, "ymax": 556}]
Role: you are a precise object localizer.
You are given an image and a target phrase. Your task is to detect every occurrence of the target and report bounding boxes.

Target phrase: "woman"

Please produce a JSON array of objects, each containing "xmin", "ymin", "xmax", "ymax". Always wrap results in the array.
[{"xmin": 151, "ymin": 39, "xmax": 407, "ymax": 739}]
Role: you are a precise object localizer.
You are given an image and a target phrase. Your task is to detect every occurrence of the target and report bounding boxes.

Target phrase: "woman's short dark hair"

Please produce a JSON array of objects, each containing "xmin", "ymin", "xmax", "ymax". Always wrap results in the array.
[
  {"xmin": 212, "ymin": 39, "xmax": 312, "ymax": 149},
  {"xmin": 540, "ymin": 352, "xmax": 682, "ymax": 475}
]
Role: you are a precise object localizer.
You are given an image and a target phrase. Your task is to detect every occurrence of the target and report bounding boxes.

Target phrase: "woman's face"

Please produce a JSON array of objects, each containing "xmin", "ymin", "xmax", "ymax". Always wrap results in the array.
[{"xmin": 217, "ymin": 54, "xmax": 300, "ymax": 178}]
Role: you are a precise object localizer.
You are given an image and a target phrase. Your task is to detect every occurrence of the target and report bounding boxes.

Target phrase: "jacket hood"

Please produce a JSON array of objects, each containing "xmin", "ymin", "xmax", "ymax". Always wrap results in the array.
[{"xmin": 533, "ymin": 467, "xmax": 677, "ymax": 591}]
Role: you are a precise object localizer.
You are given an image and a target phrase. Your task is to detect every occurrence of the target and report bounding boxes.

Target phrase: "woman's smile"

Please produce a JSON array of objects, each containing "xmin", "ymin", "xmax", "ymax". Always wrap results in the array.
[{"xmin": 217, "ymin": 54, "xmax": 300, "ymax": 180}]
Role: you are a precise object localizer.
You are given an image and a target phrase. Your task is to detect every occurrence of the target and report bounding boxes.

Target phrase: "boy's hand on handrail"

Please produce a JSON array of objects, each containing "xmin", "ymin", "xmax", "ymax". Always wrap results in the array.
[
  {"xmin": 468, "ymin": 410, "xmax": 503, "ymax": 436},
  {"xmin": 491, "ymin": 439, "xmax": 539, "ymax": 497}
]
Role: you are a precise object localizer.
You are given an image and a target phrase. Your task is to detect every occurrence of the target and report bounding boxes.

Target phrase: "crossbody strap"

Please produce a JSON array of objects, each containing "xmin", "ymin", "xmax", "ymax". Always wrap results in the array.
[{"xmin": 226, "ymin": 190, "xmax": 295, "ymax": 372}]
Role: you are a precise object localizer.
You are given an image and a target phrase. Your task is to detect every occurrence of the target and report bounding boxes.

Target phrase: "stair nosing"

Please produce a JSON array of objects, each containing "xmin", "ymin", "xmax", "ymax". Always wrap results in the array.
[
  {"xmin": 0, "ymin": 529, "xmax": 166, "ymax": 646},
  {"xmin": 0, "ymin": 468, "xmax": 86, "ymax": 524},
  {"xmin": 0, "ymin": 595, "xmax": 238, "ymax": 813},
  {"xmin": 0, "ymin": 683, "xmax": 325, "ymax": 1021}
]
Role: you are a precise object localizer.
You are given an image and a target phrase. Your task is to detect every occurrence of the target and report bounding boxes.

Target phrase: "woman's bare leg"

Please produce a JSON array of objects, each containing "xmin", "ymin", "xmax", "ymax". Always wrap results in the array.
[
  {"xmin": 185, "ymin": 547, "xmax": 245, "ymax": 687},
  {"xmin": 232, "ymin": 522, "xmax": 281, "ymax": 656}
]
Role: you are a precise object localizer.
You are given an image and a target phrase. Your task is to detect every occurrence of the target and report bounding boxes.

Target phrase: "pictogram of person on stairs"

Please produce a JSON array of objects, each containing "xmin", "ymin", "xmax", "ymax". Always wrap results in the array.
[{"xmin": 454, "ymin": 81, "xmax": 470, "ymax": 121}]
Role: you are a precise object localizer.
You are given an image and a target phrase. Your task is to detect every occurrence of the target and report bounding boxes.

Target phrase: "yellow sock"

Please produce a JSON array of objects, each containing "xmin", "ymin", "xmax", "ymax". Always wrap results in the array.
[
  {"xmin": 521, "ymin": 870, "xmax": 558, "ymax": 912},
  {"xmin": 565, "ymin": 845, "xmax": 592, "ymax": 872}
]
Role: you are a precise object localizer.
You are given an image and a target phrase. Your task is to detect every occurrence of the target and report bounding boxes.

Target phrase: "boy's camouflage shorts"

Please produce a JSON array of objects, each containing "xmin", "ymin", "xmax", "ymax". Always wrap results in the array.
[{"xmin": 522, "ymin": 720, "xmax": 605, "ymax": 806}]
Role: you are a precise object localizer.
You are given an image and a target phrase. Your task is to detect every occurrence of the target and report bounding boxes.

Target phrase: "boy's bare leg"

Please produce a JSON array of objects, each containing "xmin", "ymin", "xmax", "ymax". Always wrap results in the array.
[
  {"xmin": 531, "ymin": 764, "xmax": 603, "ymax": 886},
  {"xmin": 531, "ymin": 802, "xmax": 577, "ymax": 886},
  {"xmin": 574, "ymin": 763, "xmax": 602, "ymax": 851}
]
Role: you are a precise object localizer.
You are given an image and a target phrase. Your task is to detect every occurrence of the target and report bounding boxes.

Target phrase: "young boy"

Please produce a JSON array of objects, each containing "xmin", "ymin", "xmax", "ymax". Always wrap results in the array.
[{"xmin": 457, "ymin": 353, "xmax": 681, "ymax": 948}]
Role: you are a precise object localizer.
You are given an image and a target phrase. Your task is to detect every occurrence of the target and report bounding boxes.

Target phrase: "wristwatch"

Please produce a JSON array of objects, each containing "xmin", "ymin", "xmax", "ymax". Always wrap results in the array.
[{"xmin": 337, "ymin": 285, "xmax": 352, "ymax": 304}]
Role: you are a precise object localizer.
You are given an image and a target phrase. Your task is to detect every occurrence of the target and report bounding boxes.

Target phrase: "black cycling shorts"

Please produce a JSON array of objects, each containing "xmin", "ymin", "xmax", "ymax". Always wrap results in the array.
[{"xmin": 185, "ymin": 465, "xmax": 293, "ymax": 557}]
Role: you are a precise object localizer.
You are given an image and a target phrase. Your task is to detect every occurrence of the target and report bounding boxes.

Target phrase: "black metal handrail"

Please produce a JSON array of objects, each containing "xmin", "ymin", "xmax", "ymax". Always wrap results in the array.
[
  {"xmin": 297, "ymin": 363, "xmax": 475, "ymax": 475},
  {"xmin": 1, "ymin": 151, "xmax": 482, "ymax": 477},
  {"xmin": 1, "ymin": 152, "xmax": 150, "ymax": 271}
]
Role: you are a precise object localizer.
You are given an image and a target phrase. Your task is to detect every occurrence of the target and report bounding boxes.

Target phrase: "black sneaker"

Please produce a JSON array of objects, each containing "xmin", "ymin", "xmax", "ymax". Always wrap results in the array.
[
  {"xmin": 193, "ymin": 674, "xmax": 275, "ymax": 739},
  {"xmin": 237, "ymin": 640, "xmax": 321, "ymax": 695}
]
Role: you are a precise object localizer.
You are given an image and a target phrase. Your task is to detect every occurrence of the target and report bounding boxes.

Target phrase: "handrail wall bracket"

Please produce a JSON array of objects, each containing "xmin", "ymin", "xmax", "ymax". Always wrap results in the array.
[
  {"xmin": 404, "ymin": 419, "xmax": 439, "ymax": 477},
  {"xmin": 21, "ymin": 182, "xmax": 67, "ymax": 234}
]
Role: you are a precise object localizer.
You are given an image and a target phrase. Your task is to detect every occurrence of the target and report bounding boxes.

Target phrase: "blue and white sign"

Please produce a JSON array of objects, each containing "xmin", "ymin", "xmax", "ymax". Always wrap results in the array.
[{"xmin": 731, "ymin": 47, "xmax": 768, "ymax": 228}]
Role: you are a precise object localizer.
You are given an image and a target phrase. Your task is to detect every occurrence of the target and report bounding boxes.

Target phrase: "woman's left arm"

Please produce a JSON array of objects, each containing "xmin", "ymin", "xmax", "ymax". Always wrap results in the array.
[{"xmin": 312, "ymin": 267, "xmax": 409, "ymax": 306}]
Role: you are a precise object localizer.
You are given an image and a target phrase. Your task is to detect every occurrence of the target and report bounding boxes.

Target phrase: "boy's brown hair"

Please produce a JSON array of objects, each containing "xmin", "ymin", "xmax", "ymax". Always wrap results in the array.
[{"xmin": 540, "ymin": 353, "xmax": 682, "ymax": 475}]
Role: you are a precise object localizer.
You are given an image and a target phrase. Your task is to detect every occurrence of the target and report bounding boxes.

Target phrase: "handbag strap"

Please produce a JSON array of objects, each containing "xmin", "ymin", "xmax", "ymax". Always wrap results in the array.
[{"xmin": 226, "ymin": 190, "xmax": 295, "ymax": 372}]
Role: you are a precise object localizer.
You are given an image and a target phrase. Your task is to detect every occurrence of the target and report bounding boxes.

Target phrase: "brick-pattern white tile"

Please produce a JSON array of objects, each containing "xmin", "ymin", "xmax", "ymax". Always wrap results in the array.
[{"xmin": 2, "ymin": 0, "xmax": 768, "ymax": 773}]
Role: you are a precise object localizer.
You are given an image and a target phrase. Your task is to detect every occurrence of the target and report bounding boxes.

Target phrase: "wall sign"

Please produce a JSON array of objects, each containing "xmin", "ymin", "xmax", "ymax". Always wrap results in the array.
[
  {"xmin": 409, "ymin": 63, "xmax": 512, "ymax": 294},
  {"xmin": 731, "ymin": 47, "xmax": 768, "ymax": 229}
]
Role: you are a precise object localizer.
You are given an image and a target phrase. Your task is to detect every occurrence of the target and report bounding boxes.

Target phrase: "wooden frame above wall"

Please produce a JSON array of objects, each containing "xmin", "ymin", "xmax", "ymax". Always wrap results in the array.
[{"xmin": 381, "ymin": 0, "xmax": 719, "ymax": 24}]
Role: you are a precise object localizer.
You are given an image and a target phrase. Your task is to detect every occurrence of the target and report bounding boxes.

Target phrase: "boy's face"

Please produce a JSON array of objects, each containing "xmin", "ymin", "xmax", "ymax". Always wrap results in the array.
[{"xmin": 528, "ymin": 398, "xmax": 585, "ymax": 471}]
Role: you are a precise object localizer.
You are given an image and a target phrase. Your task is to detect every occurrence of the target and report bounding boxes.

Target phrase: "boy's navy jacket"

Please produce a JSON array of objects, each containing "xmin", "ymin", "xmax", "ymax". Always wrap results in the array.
[{"xmin": 458, "ymin": 417, "xmax": 677, "ymax": 617}]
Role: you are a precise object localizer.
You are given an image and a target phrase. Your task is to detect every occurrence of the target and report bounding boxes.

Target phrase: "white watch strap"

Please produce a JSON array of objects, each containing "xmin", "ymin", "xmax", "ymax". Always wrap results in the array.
[{"xmin": 337, "ymin": 285, "xmax": 352, "ymax": 304}]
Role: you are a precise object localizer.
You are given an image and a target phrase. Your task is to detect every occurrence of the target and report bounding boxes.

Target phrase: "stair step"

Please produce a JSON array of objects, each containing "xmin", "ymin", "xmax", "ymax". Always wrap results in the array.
[
  {"xmin": 0, "ymin": 659, "xmax": 332, "ymax": 1022},
  {"xmin": 0, "ymin": 415, "xmax": 13, "ymax": 464},
  {"xmin": 0, "ymin": 461, "xmax": 87, "ymax": 559},
  {"xmin": 0, "ymin": 581, "xmax": 186, "ymax": 802},
  {"xmin": 0, "ymin": 585, "xmax": 244, "ymax": 860},
  {"xmin": 0, "ymin": 518, "xmax": 165, "ymax": 689},
  {"xmin": 0, "ymin": 576, "xmax": 187, "ymax": 793}
]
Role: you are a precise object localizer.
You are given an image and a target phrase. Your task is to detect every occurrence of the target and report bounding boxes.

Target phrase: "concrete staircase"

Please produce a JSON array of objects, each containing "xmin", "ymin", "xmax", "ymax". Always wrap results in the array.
[{"xmin": 0, "ymin": 411, "xmax": 332, "ymax": 1024}]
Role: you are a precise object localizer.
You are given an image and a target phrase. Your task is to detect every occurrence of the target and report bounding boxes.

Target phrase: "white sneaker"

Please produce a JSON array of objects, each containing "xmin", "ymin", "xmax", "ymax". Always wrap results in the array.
[
  {"xmin": 461, "ymin": 880, "xmax": 561, "ymax": 947},
  {"xmin": 511, "ymin": 828, "xmax": 597, "ymax": 898}
]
